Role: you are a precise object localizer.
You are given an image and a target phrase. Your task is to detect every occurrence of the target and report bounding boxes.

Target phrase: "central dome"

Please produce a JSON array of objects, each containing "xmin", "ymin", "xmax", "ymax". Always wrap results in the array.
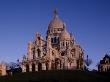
[{"xmin": 48, "ymin": 9, "xmax": 64, "ymax": 29}]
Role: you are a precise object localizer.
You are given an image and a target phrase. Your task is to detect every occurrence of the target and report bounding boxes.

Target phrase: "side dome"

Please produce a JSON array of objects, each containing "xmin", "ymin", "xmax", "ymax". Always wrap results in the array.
[
  {"xmin": 60, "ymin": 28, "xmax": 71, "ymax": 40},
  {"xmin": 48, "ymin": 9, "xmax": 64, "ymax": 29}
]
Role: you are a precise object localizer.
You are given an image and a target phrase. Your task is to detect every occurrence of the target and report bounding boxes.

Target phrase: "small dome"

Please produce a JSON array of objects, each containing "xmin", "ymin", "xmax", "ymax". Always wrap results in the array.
[
  {"xmin": 60, "ymin": 28, "xmax": 71, "ymax": 40},
  {"xmin": 48, "ymin": 9, "xmax": 64, "ymax": 29}
]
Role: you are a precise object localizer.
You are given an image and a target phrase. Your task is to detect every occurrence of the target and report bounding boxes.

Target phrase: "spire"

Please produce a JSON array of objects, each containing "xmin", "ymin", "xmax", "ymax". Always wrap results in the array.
[
  {"xmin": 48, "ymin": 9, "xmax": 64, "ymax": 29},
  {"xmin": 54, "ymin": 8, "xmax": 58, "ymax": 17}
]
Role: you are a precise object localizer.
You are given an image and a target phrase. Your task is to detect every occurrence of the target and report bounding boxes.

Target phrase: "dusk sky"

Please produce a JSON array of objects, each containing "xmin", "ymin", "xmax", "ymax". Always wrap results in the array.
[{"xmin": 0, "ymin": 0, "xmax": 110, "ymax": 69}]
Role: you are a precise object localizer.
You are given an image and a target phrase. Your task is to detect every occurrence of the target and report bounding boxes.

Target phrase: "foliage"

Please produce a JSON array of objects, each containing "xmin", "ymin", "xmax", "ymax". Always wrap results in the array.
[
  {"xmin": 6, "ymin": 59, "xmax": 22, "ymax": 74},
  {"xmin": 84, "ymin": 55, "xmax": 93, "ymax": 67}
]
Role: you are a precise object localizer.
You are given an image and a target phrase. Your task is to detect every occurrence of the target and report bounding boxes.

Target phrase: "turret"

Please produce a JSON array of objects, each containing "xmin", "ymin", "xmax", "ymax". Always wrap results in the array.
[
  {"xmin": 28, "ymin": 42, "xmax": 33, "ymax": 60},
  {"xmin": 47, "ymin": 35, "xmax": 52, "ymax": 48},
  {"xmin": 60, "ymin": 24, "xmax": 71, "ymax": 49}
]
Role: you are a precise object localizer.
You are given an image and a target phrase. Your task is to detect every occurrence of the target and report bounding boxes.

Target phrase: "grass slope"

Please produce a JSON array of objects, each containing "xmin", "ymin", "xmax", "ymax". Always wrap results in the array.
[{"xmin": 0, "ymin": 70, "xmax": 109, "ymax": 82}]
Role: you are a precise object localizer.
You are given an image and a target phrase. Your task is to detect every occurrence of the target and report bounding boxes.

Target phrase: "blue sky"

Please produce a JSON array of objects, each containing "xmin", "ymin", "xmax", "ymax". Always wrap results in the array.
[{"xmin": 0, "ymin": 0, "xmax": 110, "ymax": 69}]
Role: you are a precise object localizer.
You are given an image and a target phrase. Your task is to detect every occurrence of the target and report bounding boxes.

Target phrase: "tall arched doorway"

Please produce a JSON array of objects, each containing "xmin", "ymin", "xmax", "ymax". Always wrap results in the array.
[
  {"xmin": 55, "ymin": 58, "xmax": 60, "ymax": 70},
  {"xmin": 38, "ymin": 63, "xmax": 42, "ymax": 71},
  {"xmin": 51, "ymin": 61, "xmax": 55, "ymax": 70},
  {"xmin": 26, "ymin": 64, "xmax": 29, "ymax": 72},
  {"xmin": 32, "ymin": 63, "xmax": 35, "ymax": 72},
  {"xmin": 46, "ymin": 62, "xmax": 49, "ymax": 70}
]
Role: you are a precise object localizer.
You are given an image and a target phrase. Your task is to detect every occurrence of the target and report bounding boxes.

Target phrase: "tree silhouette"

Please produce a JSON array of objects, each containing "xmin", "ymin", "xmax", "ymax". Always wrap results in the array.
[
  {"xmin": 84, "ymin": 55, "xmax": 93, "ymax": 70},
  {"xmin": 6, "ymin": 59, "xmax": 22, "ymax": 75}
]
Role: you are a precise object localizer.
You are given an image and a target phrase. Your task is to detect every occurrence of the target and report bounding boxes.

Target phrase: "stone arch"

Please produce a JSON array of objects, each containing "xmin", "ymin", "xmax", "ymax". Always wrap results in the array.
[
  {"xmin": 62, "ymin": 42, "xmax": 64, "ymax": 46},
  {"xmin": 51, "ymin": 60, "xmax": 55, "ymax": 70},
  {"xmin": 61, "ymin": 51, "xmax": 65, "ymax": 56},
  {"xmin": 26, "ymin": 64, "xmax": 29, "ymax": 72},
  {"xmin": 46, "ymin": 62, "xmax": 49, "ymax": 70},
  {"xmin": 55, "ymin": 58, "xmax": 61, "ymax": 70},
  {"xmin": 38, "ymin": 63, "xmax": 42, "ymax": 71},
  {"xmin": 32, "ymin": 63, "xmax": 35, "ymax": 72}
]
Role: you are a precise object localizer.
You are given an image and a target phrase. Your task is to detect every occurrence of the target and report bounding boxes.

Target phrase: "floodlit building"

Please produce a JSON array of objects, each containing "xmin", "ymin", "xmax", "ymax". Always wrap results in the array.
[
  {"xmin": 98, "ymin": 54, "xmax": 110, "ymax": 72},
  {"xmin": 0, "ymin": 64, "xmax": 6, "ymax": 76},
  {"xmin": 21, "ymin": 9, "xmax": 84, "ymax": 72}
]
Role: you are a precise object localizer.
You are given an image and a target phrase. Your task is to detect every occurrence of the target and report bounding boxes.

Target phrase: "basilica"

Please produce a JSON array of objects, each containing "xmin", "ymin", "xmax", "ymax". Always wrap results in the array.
[{"xmin": 21, "ymin": 9, "xmax": 84, "ymax": 72}]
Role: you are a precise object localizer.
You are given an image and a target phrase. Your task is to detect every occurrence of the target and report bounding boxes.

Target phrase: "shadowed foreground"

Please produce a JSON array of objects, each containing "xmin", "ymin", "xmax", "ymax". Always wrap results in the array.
[{"xmin": 0, "ymin": 70, "xmax": 110, "ymax": 82}]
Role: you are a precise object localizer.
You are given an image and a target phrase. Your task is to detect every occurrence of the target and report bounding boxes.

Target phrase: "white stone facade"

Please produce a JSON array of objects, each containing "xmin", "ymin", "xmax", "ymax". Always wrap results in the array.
[
  {"xmin": 98, "ymin": 54, "xmax": 110, "ymax": 72},
  {"xmin": 21, "ymin": 9, "xmax": 84, "ymax": 72},
  {"xmin": 0, "ymin": 64, "xmax": 6, "ymax": 76}
]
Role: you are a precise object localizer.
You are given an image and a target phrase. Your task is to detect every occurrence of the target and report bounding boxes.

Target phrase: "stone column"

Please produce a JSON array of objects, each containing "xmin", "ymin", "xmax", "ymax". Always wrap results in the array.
[
  {"xmin": 22, "ymin": 65, "xmax": 26, "ymax": 72},
  {"xmin": 42, "ymin": 63, "xmax": 46, "ymax": 70},
  {"xmin": 67, "ymin": 63, "xmax": 70, "ymax": 69},
  {"xmin": 28, "ymin": 42, "xmax": 33, "ymax": 60},
  {"xmin": 48, "ymin": 62, "xmax": 52, "ymax": 70},
  {"xmin": 35, "ymin": 64, "xmax": 38, "ymax": 71},
  {"xmin": 29, "ymin": 64, "xmax": 32, "ymax": 72},
  {"xmin": 64, "ymin": 57, "xmax": 68, "ymax": 69},
  {"xmin": 60, "ymin": 62, "xmax": 62, "ymax": 69},
  {"xmin": 61, "ymin": 59, "xmax": 64, "ymax": 69},
  {"xmin": 58, "ymin": 63, "xmax": 60, "ymax": 70},
  {"xmin": 40, "ymin": 45, "xmax": 43, "ymax": 57}
]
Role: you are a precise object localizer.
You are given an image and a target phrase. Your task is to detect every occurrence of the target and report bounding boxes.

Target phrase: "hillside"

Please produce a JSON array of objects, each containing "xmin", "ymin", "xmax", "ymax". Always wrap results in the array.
[{"xmin": 0, "ymin": 70, "xmax": 109, "ymax": 82}]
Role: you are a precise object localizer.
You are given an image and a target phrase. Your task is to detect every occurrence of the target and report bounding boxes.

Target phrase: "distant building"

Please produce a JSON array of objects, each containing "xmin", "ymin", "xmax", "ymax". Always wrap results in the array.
[
  {"xmin": 0, "ymin": 64, "xmax": 6, "ymax": 76},
  {"xmin": 21, "ymin": 9, "xmax": 84, "ymax": 72},
  {"xmin": 98, "ymin": 54, "xmax": 110, "ymax": 72}
]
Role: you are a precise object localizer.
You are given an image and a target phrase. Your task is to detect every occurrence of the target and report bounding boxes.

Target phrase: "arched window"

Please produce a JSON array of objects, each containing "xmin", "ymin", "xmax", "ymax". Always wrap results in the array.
[
  {"xmin": 51, "ymin": 38, "xmax": 54, "ymax": 43},
  {"xmin": 33, "ymin": 54, "xmax": 35, "ymax": 59},
  {"xmin": 57, "ymin": 37, "xmax": 59, "ymax": 43},
  {"xmin": 61, "ymin": 51, "xmax": 65, "ymax": 56},
  {"xmin": 54, "ymin": 37, "xmax": 57, "ymax": 43},
  {"xmin": 33, "ymin": 50, "xmax": 35, "ymax": 59},
  {"xmin": 53, "ymin": 37, "xmax": 59, "ymax": 44},
  {"xmin": 37, "ymin": 49, "xmax": 41, "ymax": 57},
  {"xmin": 66, "ymin": 42, "xmax": 68, "ymax": 47},
  {"xmin": 62, "ymin": 42, "xmax": 64, "ymax": 46}
]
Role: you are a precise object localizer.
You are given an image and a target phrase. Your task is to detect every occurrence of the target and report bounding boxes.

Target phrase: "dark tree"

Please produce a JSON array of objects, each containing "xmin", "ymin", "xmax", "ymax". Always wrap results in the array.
[
  {"xmin": 6, "ymin": 59, "xmax": 22, "ymax": 75},
  {"xmin": 84, "ymin": 55, "xmax": 93, "ymax": 71}
]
